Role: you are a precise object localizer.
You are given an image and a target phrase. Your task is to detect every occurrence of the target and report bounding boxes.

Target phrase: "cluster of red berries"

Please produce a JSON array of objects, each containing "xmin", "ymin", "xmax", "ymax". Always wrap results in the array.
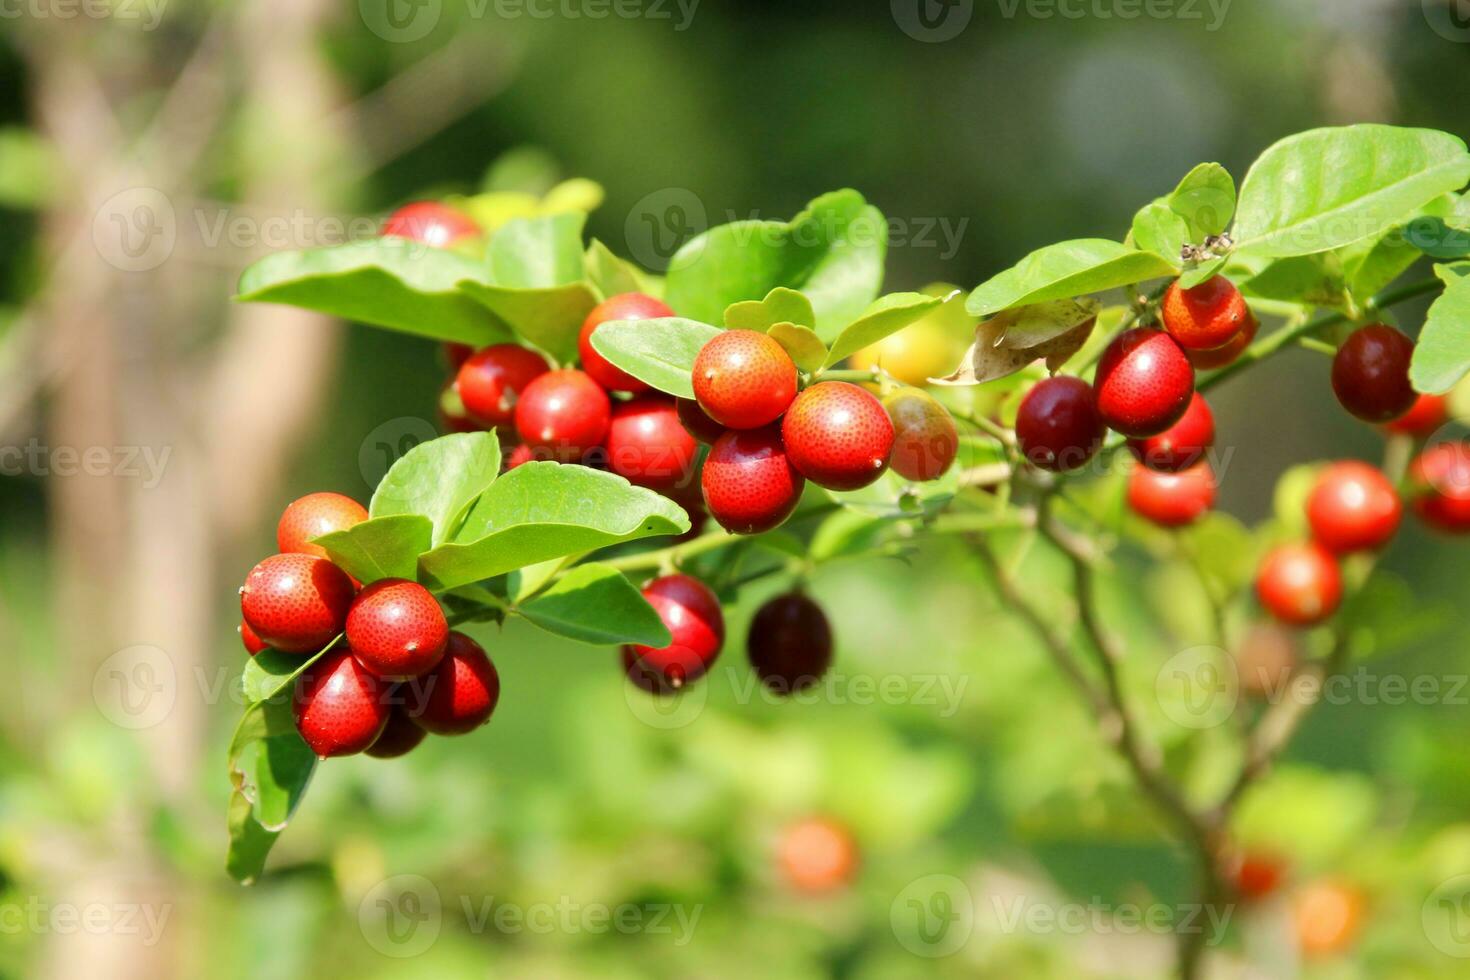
[{"xmin": 238, "ymin": 492, "xmax": 499, "ymax": 759}]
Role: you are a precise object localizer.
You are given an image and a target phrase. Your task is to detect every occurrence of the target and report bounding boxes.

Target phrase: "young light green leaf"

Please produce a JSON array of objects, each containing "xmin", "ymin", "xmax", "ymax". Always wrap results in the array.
[
  {"xmin": 240, "ymin": 641, "xmax": 334, "ymax": 703},
  {"xmin": 1234, "ymin": 125, "xmax": 1470, "ymax": 258},
  {"xmin": 768, "ymin": 322, "xmax": 828, "ymax": 373},
  {"xmin": 226, "ymin": 697, "xmax": 316, "ymax": 884},
  {"xmin": 966, "ymin": 239, "xmax": 1177, "ymax": 317},
  {"xmin": 457, "ymin": 281, "xmax": 599, "ymax": 364},
  {"xmin": 585, "ymin": 239, "xmax": 651, "ymax": 299},
  {"xmin": 487, "ymin": 212, "xmax": 587, "ymax": 288},
  {"xmin": 724, "ymin": 287, "xmax": 816, "ymax": 331},
  {"xmin": 1169, "ymin": 163, "xmax": 1236, "ymax": 237},
  {"xmin": 1130, "ymin": 199, "xmax": 1190, "ymax": 263},
  {"xmin": 418, "ymin": 463, "xmax": 689, "ymax": 590},
  {"xmin": 1409, "ymin": 264, "xmax": 1470, "ymax": 394},
  {"xmin": 589, "ymin": 316, "xmax": 723, "ymax": 398},
  {"xmin": 1179, "ymin": 255, "xmax": 1230, "ymax": 289},
  {"xmin": 517, "ymin": 564, "xmax": 672, "ymax": 646},
  {"xmin": 369, "ymin": 432, "xmax": 502, "ymax": 545},
  {"xmin": 822, "ymin": 292, "xmax": 946, "ymax": 367},
  {"xmin": 314, "ymin": 515, "xmax": 434, "ymax": 584}
]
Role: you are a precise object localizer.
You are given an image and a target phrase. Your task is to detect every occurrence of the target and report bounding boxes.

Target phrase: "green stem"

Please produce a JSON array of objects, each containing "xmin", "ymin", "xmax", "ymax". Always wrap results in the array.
[
  {"xmin": 817, "ymin": 367, "xmax": 883, "ymax": 385},
  {"xmin": 596, "ymin": 528, "xmax": 737, "ymax": 573}
]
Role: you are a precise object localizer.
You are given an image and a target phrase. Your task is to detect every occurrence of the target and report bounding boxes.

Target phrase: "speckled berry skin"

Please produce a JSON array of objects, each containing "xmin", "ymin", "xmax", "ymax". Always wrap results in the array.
[
  {"xmin": 1256, "ymin": 543, "xmax": 1342, "ymax": 626},
  {"xmin": 579, "ymin": 293, "xmax": 672, "ymax": 393},
  {"xmin": 1127, "ymin": 393, "xmax": 1215, "ymax": 473},
  {"xmin": 606, "ymin": 395, "xmax": 699, "ymax": 490},
  {"xmin": 1187, "ymin": 311, "xmax": 1258, "ymax": 370},
  {"xmin": 277, "ymin": 492, "xmax": 369, "ymax": 560},
  {"xmin": 240, "ymin": 553, "xmax": 354, "ymax": 654},
  {"xmin": 884, "ymin": 387, "xmax": 959, "ymax": 482},
  {"xmin": 292, "ymin": 650, "xmax": 391, "ymax": 758},
  {"xmin": 345, "ymin": 578, "xmax": 448, "ymax": 680},
  {"xmin": 676, "ymin": 398, "xmax": 726, "ymax": 444},
  {"xmin": 781, "ymin": 382, "xmax": 894, "ymax": 491},
  {"xmin": 239, "ymin": 619, "xmax": 268, "ymax": 656},
  {"xmin": 1127, "ymin": 461, "xmax": 1216, "ymax": 528},
  {"xmin": 456, "ymin": 344, "xmax": 551, "ymax": 430},
  {"xmin": 363, "ymin": 703, "xmax": 427, "ymax": 759},
  {"xmin": 1306, "ymin": 461, "xmax": 1401, "ymax": 554},
  {"xmin": 1331, "ymin": 324, "xmax": 1417, "ymax": 423},
  {"xmin": 1385, "ymin": 393, "xmax": 1449, "ymax": 437},
  {"xmin": 381, "ymin": 201, "xmax": 479, "ymax": 248},
  {"xmin": 747, "ymin": 592, "xmax": 833, "ymax": 695},
  {"xmin": 1094, "ymin": 327, "xmax": 1195, "ymax": 437},
  {"xmin": 701, "ymin": 426, "xmax": 805, "ymax": 534},
  {"xmin": 622, "ymin": 575, "xmax": 724, "ymax": 693},
  {"xmin": 1408, "ymin": 442, "xmax": 1470, "ymax": 533},
  {"xmin": 1162, "ymin": 275, "xmax": 1256, "ymax": 351},
  {"xmin": 405, "ymin": 631, "xmax": 500, "ymax": 735},
  {"xmin": 514, "ymin": 368, "xmax": 611, "ymax": 462},
  {"xmin": 1015, "ymin": 376, "xmax": 1104, "ymax": 472},
  {"xmin": 692, "ymin": 330, "xmax": 798, "ymax": 430}
]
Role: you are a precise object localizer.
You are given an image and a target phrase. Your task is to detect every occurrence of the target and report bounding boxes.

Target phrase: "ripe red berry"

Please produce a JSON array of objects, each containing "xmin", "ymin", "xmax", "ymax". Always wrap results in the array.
[
  {"xmin": 883, "ymin": 387, "xmax": 959, "ymax": 482},
  {"xmin": 692, "ymin": 330, "xmax": 798, "ymax": 430},
  {"xmin": 1187, "ymin": 310, "xmax": 1259, "ymax": 370},
  {"xmin": 622, "ymin": 575, "xmax": 725, "ymax": 693},
  {"xmin": 777, "ymin": 817, "xmax": 859, "ymax": 894},
  {"xmin": 579, "ymin": 292, "xmax": 673, "ymax": 393},
  {"xmin": 1162, "ymin": 275, "xmax": 1256, "ymax": 351},
  {"xmin": 781, "ymin": 382, "xmax": 894, "ymax": 491},
  {"xmin": 239, "ymin": 619, "xmax": 268, "ymax": 657},
  {"xmin": 1232, "ymin": 851, "xmax": 1286, "ymax": 903},
  {"xmin": 292, "ymin": 650, "xmax": 390, "ymax": 758},
  {"xmin": 276, "ymin": 492, "xmax": 369, "ymax": 560},
  {"xmin": 1015, "ymin": 376, "xmax": 1105, "ymax": 472},
  {"xmin": 456, "ymin": 344, "xmax": 551, "ymax": 430},
  {"xmin": 1331, "ymin": 324, "xmax": 1417, "ymax": 423},
  {"xmin": 1408, "ymin": 442, "xmax": 1470, "ymax": 533},
  {"xmin": 240, "ymin": 554, "xmax": 354, "ymax": 654},
  {"xmin": 381, "ymin": 201, "xmax": 479, "ymax": 248},
  {"xmin": 1384, "ymin": 392, "xmax": 1449, "ymax": 437},
  {"xmin": 1128, "ymin": 461, "xmax": 1216, "ymax": 527},
  {"xmin": 345, "ymin": 578, "xmax": 448, "ymax": 680},
  {"xmin": 406, "ymin": 631, "xmax": 500, "ymax": 735},
  {"xmin": 676, "ymin": 398, "xmax": 726, "ymax": 444},
  {"xmin": 1127, "ymin": 392, "xmax": 1214, "ymax": 472},
  {"xmin": 747, "ymin": 592, "xmax": 833, "ymax": 695},
  {"xmin": 1306, "ymin": 461, "xmax": 1401, "ymax": 554},
  {"xmin": 514, "ymin": 368, "xmax": 611, "ymax": 462},
  {"xmin": 605, "ymin": 394, "xmax": 699, "ymax": 490},
  {"xmin": 1094, "ymin": 327, "xmax": 1195, "ymax": 437},
  {"xmin": 364, "ymin": 703, "xmax": 428, "ymax": 759},
  {"xmin": 1256, "ymin": 543, "xmax": 1342, "ymax": 626},
  {"xmin": 505, "ymin": 443, "xmax": 536, "ymax": 470},
  {"xmin": 701, "ymin": 426, "xmax": 806, "ymax": 534}
]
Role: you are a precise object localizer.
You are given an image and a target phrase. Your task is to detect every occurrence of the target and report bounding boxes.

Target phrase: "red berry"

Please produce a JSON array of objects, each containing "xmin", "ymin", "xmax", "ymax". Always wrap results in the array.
[
  {"xmin": 747, "ymin": 593, "xmax": 833, "ymax": 695},
  {"xmin": 505, "ymin": 443, "xmax": 536, "ymax": 470},
  {"xmin": 381, "ymin": 201, "xmax": 479, "ymax": 248},
  {"xmin": 406, "ymin": 631, "xmax": 500, "ymax": 735},
  {"xmin": 622, "ymin": 575, "xmax": 724, "ymax": 693},
  {"xmin": 884, "ymin": 387, "xmax": 959, "ymax": 482},
  {"xmin": 277, "ymin": 492, "xmax": 369, "ymax": 560},
  {"xmin": 239, "ymin": 619, "xmax": 268, "ymax": 657},
  {"xmin": 1331, "ymin": 324, "xmax": 1416, "ymax": 423},
  {"xmin": 1232, "ymin": 852, "xmax": 1286, "ymax": 903},
  {"xmin": 701, "ymin": 426, "xmax": 805, "ymax": 534},
  {"xmin": 676, "ymin": 398, "xmax": 726, "ymax": 444},
  {"xmin": 692, "ymin": 330, "xmax": 798, "ymax": 430},
  {"xmin": 777, "ymin": 818, "xmax": 859, "ymax": 894},
  {"xmin": 364, "ymin": 703, "xmax": 428, "ymax": 759},
  {"xmin": 456, "ymin": 344, "xmax": 551, "ymax": 430},
  {"xmin": 1015, "ymin": 376, "xmax": 1104, "ymax": 472},
  {"xmin": 1127, "ymin": 393, "xmax": 1215, "ymax": 472},
  {"xmin": 1128, "ymin": 461, "xmax": 1216, "ymax": 527},
  {"xmin": 292, "ymin": 650, "xmax": 390, "ymax": 758},
  {"xmin": 1187, "ymin": 310, "xmax": 1259, "ymax": 370},
  {"xmin": 514, "ymin": 368, "xmax": 611, "ymax": 462},
  {"xmin": 240, "ymin": 554, "xmax": 354, "ymax": 654},
  {"xmin": 1256, "ymin": 543, "xmax": 1342, "ymax": 626},
  {"xmin": 1306, "ymin": 461, "xmax": 1401, "ymax": 554},
  {"xmin": 1408, "ymin": 442, "xmax": 1470, "ymax": 533},
  {"xmin": 781, "ymin": 382, "xmax": 894, "ymax": 491},
  {"xmin": 438, "ymin": 380, "xmax": 480, "ymax": 434},
  {"xmin": 1384, "ymin": 392, "xmax": 1449, "ymax": 437},
  {"xmin": 579, "ymin": 293, "xmax": 672, "ymax": 393},
  {"xmin": 443, "ymin": 342, "xmax": 474, "ymax": 370},
  {"xmin": 1162, "ymin": 275, "xmax": 1256, "ymax": 351},
  {"xmin": 606, "ymin": 394, "xmax": 699, "ymax": 490},
  {"xmin": 345, "ymin": 578, "xmax": 448, "ymax": 680},
  {"xmin": 1094, "ymin": 327, "xmax": 1195, "ymax": 437}
]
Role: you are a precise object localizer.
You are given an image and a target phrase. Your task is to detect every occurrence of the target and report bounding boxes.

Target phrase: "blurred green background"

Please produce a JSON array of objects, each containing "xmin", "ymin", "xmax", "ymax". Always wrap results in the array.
[{"xmin": 3, "ymin": 2, "xmax": 1470, "ymax": 978}]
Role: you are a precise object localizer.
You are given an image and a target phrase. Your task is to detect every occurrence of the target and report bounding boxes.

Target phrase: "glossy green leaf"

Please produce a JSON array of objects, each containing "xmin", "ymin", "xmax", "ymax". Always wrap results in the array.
[
  {"xmin": 823, "ymin": 292, "xmax": 946, "ymax": 367},
  {"xmin": 1237, "ymin": 255, "xmax": 1343, "ymax": 307},
  {"xmin": 589, "ymin": 316, "xmax": 723, "ymax": 399},
  {"xmin": 1410, "ymin": 264, "xmax": 1470, "ymax": 394},
  {"xmin": 966, "ymin": 239, "xmax": 1176, "ymax": 317},
  {"xmin": 313, "ymin": 515, "xmax": 434, "ymax": 584},
  {"xmin": 1405, "ymin": 192, "xmax": 1470, "ymax": 261},
  {"xmin": 1179, "ymin": 255, "xmax": 1229, "ymax": 289},
  {"xmin": 235, "ymin": 239, "xmax": 507, "ymax": 345},
  {"xmin": 1130, "ymin": 199, "xmax": 1190, "ymax": 263},
  {"xmin": 369, "ymin": 432, "xmax": 502, "ymax": 545},
  {"xmin": 487, "ymin": 212, "xmax": 586, "ymax": 288},
  {"xmin": 518, "ymin": 563, "xmax": 671, "ymax": 646},
  {"xmin": 457, "ymin": 280, "xmax": 598, "ymax": 364},
  {"xmin": 724, "ymin": 287, "xmax": 816, "ymax": 331},
  {"xmin": 226, "ymin": 697, "xmax": 316, "ymax": 884},
  {"xmin": 1169, "ymin": 162, "xmax": 1236, "ymax": 237},
  {"xmin": 768, "ymin": 322, "xmax": 828, "ymax": 374},
  {"xmin": 240, "ymin": 642, "xmax": 334, "ymax": 704},
  {"xmin": 585, "ymin": 239, "xmax": 650, "ymax": 299}
]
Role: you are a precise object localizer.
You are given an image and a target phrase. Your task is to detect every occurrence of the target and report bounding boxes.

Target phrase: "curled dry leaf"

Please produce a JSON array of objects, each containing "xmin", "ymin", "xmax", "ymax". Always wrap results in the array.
[{"xmin": 931, "ymin": 299, "xmax": 1099, "ymax": 386}]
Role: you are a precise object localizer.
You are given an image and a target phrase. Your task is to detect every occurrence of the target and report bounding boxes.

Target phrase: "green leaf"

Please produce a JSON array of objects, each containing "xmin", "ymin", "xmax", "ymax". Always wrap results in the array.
[
  {"xmin": 1169, "ymin": 163, "xmax": 1236, "ymax": 238},
  {"xmin": 1130, "ymin": 199, "xmax": 1190, "ymax": 263},
  {"xmin": 369, "ymin": 432, "xmax": 502, "ymax": 545},
  {"xmin": 240, "ymin": 642, "xmax": 334, "ymax": 703},
  {"xmin": 966, "ymin": 239, "xmax": 1177, "ymax": 317},
  {"xmin": 768, "ymin": 322, "xmax": 828, "ymax": 374},
  {"xmin": 226, "ymin": 697, "xmax": 316, "ymax": 884},
  {"xmin": 517, "ymin": 564, "xmax": 672, "ymax": 646},
  {"xmin": 235, "ymin": 239, "xmax": 508, "ymax": 345},
  {"xmin": 589, "ymin": 316, "xmax": 723, "ymax": 398},
  {"xmin": 1180, "ymin": 513, "xmax": 1257, "ymax": 596},
  {"xmin": 823, "ymin": 292, "xmax": 946, "ymax": 368},
  {"xmin": 585, "ymin": 239, "xmax": 650, "ymax": 299},
  {"xmin": 457, "ymin": 280, "xmax": 598, "ymax": 365},
  {"xmin": 1404, "ymin": 192, "xmax": 1470, "ymax": 261},
  {"xmin": 314, "ymin": 515, "xmax": 434, "ymax": 584},
  {"xmin": 418, "ymin": 463, "xmax": 689, "ymax": 590},
  {"xmin": 724, "ymin": 287, "xmax": 816, "ymax": 331},
  {"xmin": 1234, "ymin": 125, "xmax": 1470, "ymax": 258},
  {"xmin": 1410, "ymin": 265, "xmax": 1470, "ymax": 394},
  {"xmin": 665, "ymin": 190, "xmax": 885, "ymax": 335},
  {"xmin": 1179, "ymin": 255, "xmax": 1229, "ymax": 289},
  {"xmin": 1237, "ymin": 254, "xmax": 1344, "ymax": 307},
  {"xmin": 487, "ymin": 212, "xmax": 587, "ymax": 288}
]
